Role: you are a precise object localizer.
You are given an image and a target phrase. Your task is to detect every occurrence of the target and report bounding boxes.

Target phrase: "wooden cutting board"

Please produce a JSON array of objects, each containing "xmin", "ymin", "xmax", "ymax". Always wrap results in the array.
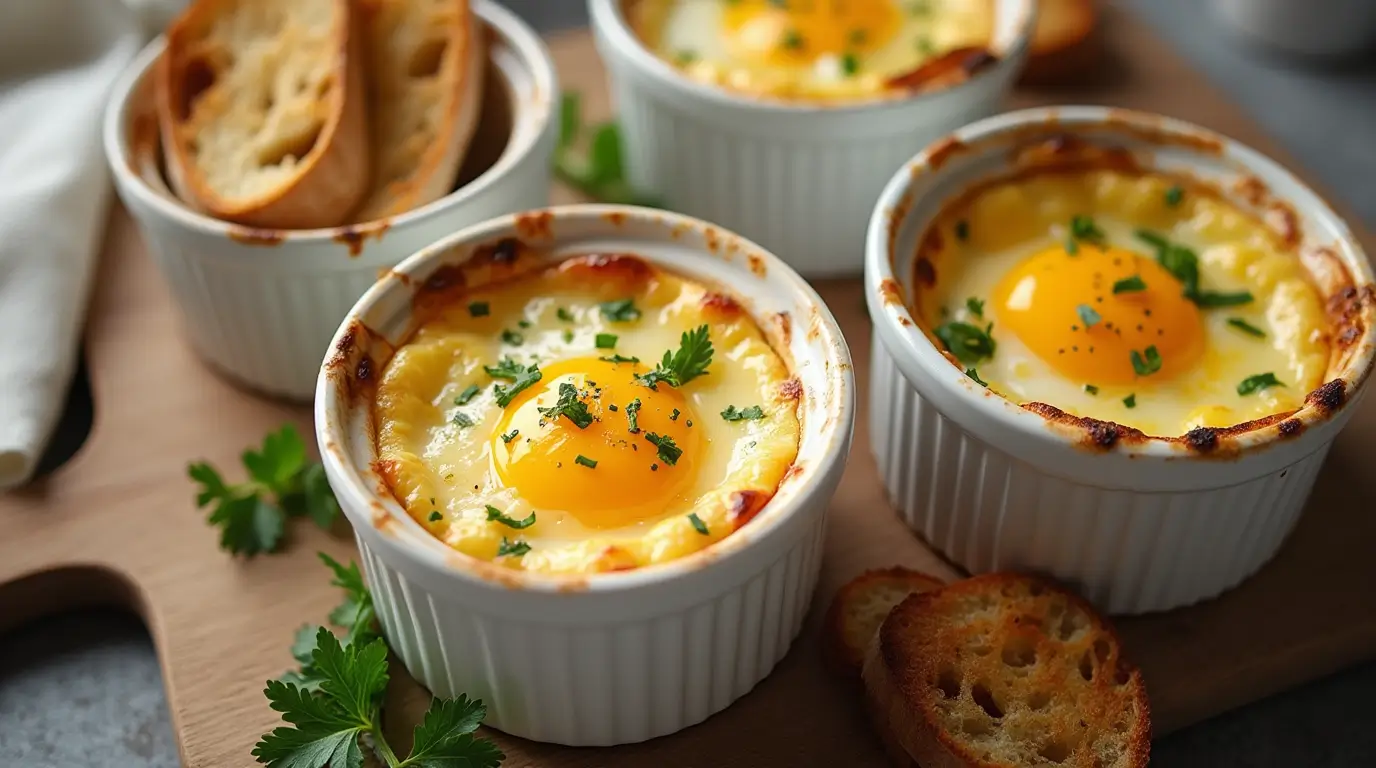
[{"xmin": 3, "ymin": 6, "xmax": 1375, "ymax": 767}]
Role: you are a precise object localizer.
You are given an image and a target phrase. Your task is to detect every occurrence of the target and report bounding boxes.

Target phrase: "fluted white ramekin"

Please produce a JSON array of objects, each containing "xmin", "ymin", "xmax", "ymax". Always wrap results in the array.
[
  {"xmin": 866, "ymin": 107, "xmax": 1376, "ymax": 614},
  {"xmin": 102, "ymin": 0, "xmax": 556, "ymax": 400},
  {"xmin": 316, "ymin": 205, "xmax": 854, "ymax": 744},
  {"xmin": 588, "ymin": 0, "xmax": 1036, "ymax": 278}
]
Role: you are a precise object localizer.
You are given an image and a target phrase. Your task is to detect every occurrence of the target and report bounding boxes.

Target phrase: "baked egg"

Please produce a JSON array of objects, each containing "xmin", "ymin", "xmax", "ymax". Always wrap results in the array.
[
  {"xmin": 373, "ymin": 250, "xmax": 801, "ymax": 574},
  {"xmin": 912, "ymin": 168, "xmax": 1331, "ymax": 437},
  {"xmin": 627, "ymin": 0, "xmax": 996, "ymax": 101}
]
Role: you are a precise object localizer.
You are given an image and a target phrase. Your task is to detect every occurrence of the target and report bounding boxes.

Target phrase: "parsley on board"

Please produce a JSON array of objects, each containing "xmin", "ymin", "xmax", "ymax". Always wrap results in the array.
[
  {"xmin": 626, "ymin": 398, "xmax": 643, "ymax": 433},
  {"xmin": 965, "ymin": 368, "xmax": 988, "ymax": 387},
  {"xmin": 279, "ymin": 554, "xmax": 381, "ymax": 692},
  {"xmin": 599, "ymin": 298, "xmax": 642, "ymax": 322},
  {"xmin": 636, "ymin": 325, "xmax": 714, "ymax": 390},
  {"xmin": 1227, "ymin": 317, "xmax": 1266, "ymax": 338},
  {"xmin": 1238, "ymin": 372, "xmax": 1284, "ymax": 396},
  {"xmin": 188, "ymin": 425, "xmax": 339, "ymax": 556},
  {"xmin": 493, "ymin": 364, "xmax": 542, "ymax": 408},
  {"xmin": 1131, "ymin": 345, "xmax": 1163, "ymax": 376},
  {"xmin": 645, "ymin": 432, "xmax": 683, "ymax": 465},
  {"xmin": 538, "ymin": 382, "xmax": 595, "ymax": 428},
  {"xmin": 1113, "ymin": 275, "xmax": 1146, "ymax": 294},
  {"xmin": 553, "ymin": 92, "xmax": 662, "ymax": 207},
  {"xmin": 497, "ymin": 537, "xmax": 531, "ymax": 558},
  {"xmin": 688, "ymin": 512, "xmax": 710, "ymax": 536},
  {"xmin": 1076, "ymin": 303, "xmax": 1102, "ymax": 328},
  {"xmin": 933, "ymin": 321, "xmax": 996, "ymax": 365},
  {"xmin": 721, "ymin": 405, "xmax": 765, "ymax": 421},
  {"xmin": 486, "ymin": 505, "xmax": 535, "ymax": 529}
]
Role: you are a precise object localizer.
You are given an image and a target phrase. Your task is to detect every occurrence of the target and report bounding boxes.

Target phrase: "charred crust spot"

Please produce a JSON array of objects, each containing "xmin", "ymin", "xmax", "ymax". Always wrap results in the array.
[
  {"xmin": 1084, "ymin": 420, "xmax": 1122, "ymax": 449},
  {"xmin": 557, "ymin": 252, "xmax": 655, "ymax": 284},
  {"xmin": 330, "ymin": 323, "xmax": 360, "ymax": 368},
  {"xmin": 1233, "ymin": 176, "xmax": 1269, "ymax": 206},
  {"xmin": 356, "ymin": 355, "xmax": 373, "ymax": 383},
  {"xmin": 922, "ymin": 226, "xmax": 945, "ymax": 255},
  {"xmin": 887, "ymin": 47, "xmax": 997, "ymax": 98},
  {"xmin": 726, "ymin": 490, "xmax": 768, "ymax": 530},
  {"xmin": 603, "ymin": 211, "xmax": 626, "ymax": 227},
  {"xmin": 1183, "ymin": 426, "xmax": 1220, "ymax": 453},
  {"xmin": 879, "ymin": 277, "xmax": 905, "ymax": 306},
  {"xmin": 780, "ymin": 464, "xmax": 805, "ymax": 485},
  {"xmin": 227, "ymin": 227, "xmax": 285, "ymax": 246},
  {"xmin": 914, "ymin": 257, "xmax": 937, "ymax": 287},
  {"xmin": 1022, "ymin": 402, "xmax": 1149, "ymax": 449},
  {"xmin": 472, "ymin": 236, "xmax": 520, "ymax": 265},
  {"xmin": 596, "ymin": 545, "xmax": 638, "ymax": 572},
  {"xmin": 1278, "ymin": 419, "xmax": 1304, "ymax": 438},
  {"xmin": 1305, "ymin": 379, "xmax": 1346, "ymax": 414},
  {"xmin": 421, "ymin": 264, "xmax": 465, "ymax": 293},
  {"xmin": 923, "ymin": 135, "xmax": 969, "ymax": 171},
  {"xmin": 704, "ymin": 227, "xmax": 721, "ymax": 253},
  {"xmin": 1264, "ymin": 203, "xmax": 1301, "ymax": 247},
  {"xmin": 898, "ymin": 316, "xmax": 914, "ymax": 326},
  {"xmin": 779, "ymin": 377, "xmax": 803, "ymax": 401},
  {"xmin": 773, "ymin": 312, "xmax": 792, "ymax": 347},
  {"xmin": 514, "ymin": 210, "xmax": 554, "ymax": 240},
  {"xmin": 700, "ymin": 291, "xmax": 743, "ymax": 317},
  {"xmin": 332, "ymin": 221, "xmax": 391, "ymax": 257},
  {"xmin": 747, "ymin": 253, "xmax": 767, "ymax": 277}
]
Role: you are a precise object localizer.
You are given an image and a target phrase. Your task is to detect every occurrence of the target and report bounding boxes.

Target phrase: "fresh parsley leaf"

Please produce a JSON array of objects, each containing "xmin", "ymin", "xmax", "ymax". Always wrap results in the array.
[
  {"xmin": 600, "ymin": 354, "xmax": 640, "ymax": 364},
  {"xmin": 688, "ymin": 512, "xmax": 710, "ymax": 536},
  {"xmin": 1238, "ymin": 372, "xmax": 1284, "ymax": 396},
  {"xmin": 468, "ymin": 301, "xmax": 489, "ymax": 318},
  {"xmin": 1165, "ymin": 185, "xmax": 1184, "ymax": 207},
  {"xmin": 428, "ymin": 511, "xmax": 442, "ymax": 522},
  {"xmin": 933, "ymin": 322, "xmax": 996, "ymax": 365},
  {"xmin": 1076, "ymin": 304, "xmax": 1102, "ymax": 328},
  {"xmin": 562, "ymin": 329, "xmax": 575, "ymax": 343},
  {"xmin": 559, "ymin": 90, "xmax": 580, "ymax": 149},
  {"xmin": 500, "ymin": 429, "xmax": 519, "ymax": 444},
  {"xmin": 455, "ymin": 384, "xmax": 481, "ymax": 406},
  {"xmin": 318, "ymin": 553, "xmax": 377, "ymax": 646},
  {"xmin": 840, "ymin": 52, "xmax": 859, "ymax": 76},
  {"xmin": 575, "ymin": 454, "xmax": 598, "ymax": 469},
  {"xmin": 636, "ymin": 325, "xmax": 714, "ymax": 390},
  {"xmin": 1192, "ymin": 290, "xmax": 1254, "ymax": 308},
  {"xmin": 1084, "ymin": 384, "xmax": 1099, "ymax": 395},
  {"xmin": 1134, "ymin": 230, "xmax": 1249, "ymax": 308},
  {"xmin": 645, "ymin": 432, "xmax": 683, "ymax": 465},
  {"xmin": 493, "ymin": 364, "xmax": 542, "ymax": 407},
  {"xmin": 1123, "ymin": 394, "xmax": 1137, "ymax": 408},
  {"xmin": 595, "ymin": 333, "xmax": 618, "ymax": 349},
  {"xmin": 721, "ymin": 405, "xmax": 764, "ymax": 421},
  {"xmin": 626, "ymin": 398, "xmax": 642, "ymax": 433},
  {"xmin": 484, "ymin": 357, "xmax": 525, "ymax": 380},
  {"xmin": 1067, "ymin": 215, "xmax": 1107, "ymax": 252},
  {"xmin": 500, "ymin": 329, "xmax": 524, "ymax": 346},
  {"xmin": 1131, "ymin": 346, "xmax": 1163, "ymax": 376},
  {"xmin": 554, "ymin": 93, "xmax": 662, "ymax": 207},
  {"xmin": 670, "ymin": 408, "xmax": 681, "ymax": 422},
  {"xmin": 497, "ymin": 538, "xmax": 531, "ymax": 558},
  {"xmin": 599, "ymin": 298, "xmax": 641, "ymax": 322},
  {"xmin": 188, "ymin": 425, "xmax": 337, "ymax": 556},
  {"xmin": 1113, "ymin": 275, "xmax": 1146, "ymax": 294},
  {"xmin": 404, "ymin": 695, "xmax": 504, "ymax": 768},
  {"xmin": 965, "ymin": 368, "xmax": 987, "ymax": 387},
  {"xmin": 452, "ymin": 412, "xmax": 475, "ymax": 429},
  {"xmin": 537, "ymin": 381, "xmax": 595, "ymax": 428},
  {"xmin": 486, "ymin": 505, "xmax": 535, "ymax": 530},
  {"xmin": 1227, "ymin": 317, "xmax": 1266, "ymax": 338},
  {"xmin": 556, "ymin": 307, "xmax": 575, "ymax": 322},
  {"xmin": 966, "ymin": 297, "xmax": 984, "ymax": 317}
]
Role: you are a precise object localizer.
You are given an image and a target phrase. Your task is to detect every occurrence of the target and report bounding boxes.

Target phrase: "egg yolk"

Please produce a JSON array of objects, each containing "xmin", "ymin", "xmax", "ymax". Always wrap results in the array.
[
  {"xmin": 722, "ymin": 0, "xmax": 900, "ymax": 67},
  {"xmin": 992, "ymin": 245, "xmax": 1204, "ymax": 385},
  {"xmin": 491, "ymin": 357, "xmax": 702, "ymax": 529}
]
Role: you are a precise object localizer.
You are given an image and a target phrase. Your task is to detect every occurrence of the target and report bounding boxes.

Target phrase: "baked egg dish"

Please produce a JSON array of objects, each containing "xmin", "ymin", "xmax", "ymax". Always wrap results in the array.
[
  {"xmin": 373, "ymin": 248, "xmax": 801, "ymax": 574},
  {"xmin": 912, "ymin": 168, "xmax": 1331, "ymax": 437},
  {"xmin": 626, "ymin": 0, "xmax": 995, "ymax": 101}
]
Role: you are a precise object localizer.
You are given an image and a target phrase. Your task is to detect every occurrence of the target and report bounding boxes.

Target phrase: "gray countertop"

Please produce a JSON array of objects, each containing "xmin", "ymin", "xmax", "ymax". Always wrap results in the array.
[{"xmin": 3, "ymin": 1, "xmax": 1375, "ymax": 766}]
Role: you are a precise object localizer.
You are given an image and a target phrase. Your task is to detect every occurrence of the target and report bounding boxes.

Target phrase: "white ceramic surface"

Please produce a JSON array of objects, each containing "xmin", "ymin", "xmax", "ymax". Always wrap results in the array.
[
  {"xmin": 587, "ymin": 0, "xmax": 1036, "ymax": 278},
  {"xmin": 1213, "ymin": 0, "xmax": 1376, "ymax": 59},
  {"xmin": 865, "ymin": 106, "xmax": 1376, "ymax": 614},
  {"xmin": 316, "ymin": 205, "xmax": 854, "ymax": 744},
  {"xmin": 102, "ymin": 0, "xmax": 557, "ymax": 400}
]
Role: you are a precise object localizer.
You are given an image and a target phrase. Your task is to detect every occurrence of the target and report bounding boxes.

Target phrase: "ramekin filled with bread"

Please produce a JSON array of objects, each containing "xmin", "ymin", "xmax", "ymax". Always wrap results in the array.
[{"xmin": 103, "ymin": 0, "xmax": 558, "ymax": 399}]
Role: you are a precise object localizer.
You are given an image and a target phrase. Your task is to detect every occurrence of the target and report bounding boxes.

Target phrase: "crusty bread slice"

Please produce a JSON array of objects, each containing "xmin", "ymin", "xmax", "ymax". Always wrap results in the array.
[
  {"xmin": 157, "ymin": 0, "xmax": 370, "ymax": 228},
  {"xmin": 351, "ymin": 0, "xmax": 485, "ymax": 222},
  {"xmin": 863, "ymin": 573, "xmax": 1150, "ymax": 768},
  {"xmin": 1020, "ymin": 0, "xmax": 1100, "ymax": 86},
  {"xmin": 824, "ymin": 567, "xmax": 945, "ymax": 679}
]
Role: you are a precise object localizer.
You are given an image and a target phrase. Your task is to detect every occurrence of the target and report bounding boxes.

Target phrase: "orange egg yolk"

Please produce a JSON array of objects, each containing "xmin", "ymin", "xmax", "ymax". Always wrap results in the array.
[
  {"xmin": 992, "ymin": 244, "xmax": 1204, "ymax": 386},
  {"xmin": 491, "ymin": 357, "xmax": 702, "ymax": 529},
  {"xmin": 722, "ymin": 0, "xmax": 900, "ymax": 66}
]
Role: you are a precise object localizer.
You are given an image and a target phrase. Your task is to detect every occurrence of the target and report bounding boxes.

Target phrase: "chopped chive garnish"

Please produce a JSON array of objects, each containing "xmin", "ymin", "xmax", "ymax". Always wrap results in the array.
[
  {"xmin": 782, "ymin": 29, "xmax": 803, "ymax": 50},
  {"xmin": 496, "ymin": 537, "xmax": 530, "ymax": 558},
  {"xmin": 599, "ymin": 298, "xmax": 641, "ymax": 322},
  {"xmin": 675, "ymin": 49, "xmax": 698, "ymax": 65},
  {"xmin": 1227, "ymin": 317, "xmax": 1266, "ymax": 337},
  {"xmin": 1165, "ymin": 185, "xmax": 1184, "ymax": 207},
  {"xmin": 1076, "ymin": 304, "xmax": 1102, "ymax": 328},
  {"xmin": 501, "ymin": 429, "xmax": 519, "ymax": 443},
  {"xmin": 574, "ymin": 454, "xmax": 598, "ymax": 469},
  {"xmin": 688, "ymin": 512, "xmax": 709, "ymax": 536},
  {"xmin": 493, "ymin": 364, "xmax": 542, "ymax": 407},
  {"xmin": 600, "ymin": 354, "xmax": 640, "ymax": 364},
  {"xmin": 556, "ymin": 307, "xmax": 575, "ymax": 322},
  {"xmin": 428, "ymin": 511, "xmax": 442, "ymax": 522},
  {"xmin": 501, "ymin": 329, "xmax": 524, "ymax": 345},
  {"xmin": 455, "ymin": 384, "xmax": 481, "ymax": 405},
  {"xmin": 721, "ymin": 405, "xmax": 764, "ymax": 421},
  {"xmin": 1238, "ymin": 372, "xmax": 1284, "ymax": 396},
  {"xmin": 670, "ymin": 408, "xmax": 681, "ymax": 421},
  {"xmin": 626, "ymin": 398, "xmax": 642, "ymax": 433},
  {"xmin": 1193, "ymin": 290, "xmax": 1254, "ymax": 308},
  {"xmin": 562, "ymin": 329, "xmax": 574, "ymax": 343},
  {"xmin": 1113, "ymin": 275, "xmax": 1146, "ymax": 294},
  {"xmin": 1123, "ymin": 394, "xmax": 1137, "ymax": 408},
  {"xmin": 965, "ymin": 368, "xmax": 987, "ymax": 387},
  {"xmin": 468, "ymin": 301, "xmax": 489, "ymax": 317},
  {"xmin": 1084, "ymin": 384, "xmax": 1099, "ymax": 395},
  {"xmin": 486, "ymin": 505, "xmax": 535, "ymax": 529},
  {"xmin": 595, "ymin": 333, "xmax": 618, "ymax": 349},
  {"xmin": 966, "ymin": 297, "xmax": 984, "ymax": 317},
  {"xmin": 840, "ymin": 52, "xmax": 859, "ymax": 76},
  {"xmin": 1131, "ymin": 346, "xmax": 1162, "ymax": 376}
]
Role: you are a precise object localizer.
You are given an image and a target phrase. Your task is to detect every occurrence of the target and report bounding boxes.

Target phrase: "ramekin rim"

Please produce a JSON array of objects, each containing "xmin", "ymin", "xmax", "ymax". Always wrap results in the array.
[
  {"xmin": 865, "ymin": 104, "xmax": 1376, "ymax": 459},
  {"xmin": 100, "ymin": 0, "xmax": 556, "ymax": 249},
  {"xmin": 586, "ymin": 0, "xmax": 1038, "ymax": 116},
  {"xmin": 315, "ymin": 203, "xmax": 856, "ymax": 595}
]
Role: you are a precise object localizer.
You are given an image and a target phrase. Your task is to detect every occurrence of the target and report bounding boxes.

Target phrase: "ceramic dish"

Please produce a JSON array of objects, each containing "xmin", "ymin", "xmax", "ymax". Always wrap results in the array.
[
  {"xmin": 102, "ymin": 0, "xmax": 557, "ymax": 400},
  {"xmin": 587, "ymin": 0, "xmax": 1036, "ymax": 277},
  {"xmin": 865, "ymin": 106, "xmax": 1375, "ymax": 614},
  {"xmin": 315, "ymin": 205, "xmax": 854, "ymax": 744}
]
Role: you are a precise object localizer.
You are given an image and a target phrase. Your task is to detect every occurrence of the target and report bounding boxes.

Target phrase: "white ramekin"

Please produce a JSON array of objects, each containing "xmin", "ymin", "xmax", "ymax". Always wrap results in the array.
[
  {"xmin": 315, "ymin": 205, "xmax": 854, "ymax": 744},
  {"xmin": 102, "ymin": 0, "xmax": 557, "ymax": 400},
  {"xmin": 588, "ymin": 0, "xmax": 1036, "ymax": 278},
  {"xmin": 865, "ymin": 106, "xmax": 1376, "ymax": 615}
]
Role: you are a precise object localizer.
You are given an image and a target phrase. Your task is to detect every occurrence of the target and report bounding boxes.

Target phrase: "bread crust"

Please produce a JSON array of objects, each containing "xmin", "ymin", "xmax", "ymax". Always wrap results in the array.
[
  {"xmin": 157, "ymin": 0, "xmax": 370, "ymax": 229},
  {"xmin": 1020, "ymin": 0, "xmax": 1100, "ymax": 86},
  {"xmin": 865, "ymin": 573, "xmax": 1151, "ymax": 768},
  {"xmin": 352, "ymin": 0, "xmax": 485, "ymax": 222},
  {"xmin": 823, "ymin": 567, "xmax": 944, "ymax": 679}
]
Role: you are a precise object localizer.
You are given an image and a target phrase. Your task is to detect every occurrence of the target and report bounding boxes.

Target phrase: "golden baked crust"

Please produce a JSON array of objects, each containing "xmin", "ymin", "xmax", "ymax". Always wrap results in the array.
[{"xmin": 823, "ymin": 567, "xmax": 945, "ymax": 679}]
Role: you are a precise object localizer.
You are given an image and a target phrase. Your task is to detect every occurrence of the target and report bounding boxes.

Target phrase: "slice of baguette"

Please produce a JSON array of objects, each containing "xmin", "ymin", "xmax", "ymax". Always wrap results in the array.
[
  {"xmin": 824, "ymin": 567, "xmax": 945, "ymax": 679},
  {"xmin": 157, "ymin": 0, "xmax": 370, "ymax": 229},
  {"xmin": 351, "ymin": 0, "xmax": 485, "ymax": 222},
  {"xmin": 863, "ymin": 573, "xmax": 1150, "ymax": 768},
  {"xmin": 1020, "ymin": 0, "xmax": 1100, "ymax": 86}
]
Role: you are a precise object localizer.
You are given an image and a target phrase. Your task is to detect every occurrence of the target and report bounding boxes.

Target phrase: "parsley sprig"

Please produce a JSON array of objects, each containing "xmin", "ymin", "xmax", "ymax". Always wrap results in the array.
[
  {"xmin": 1135, "ymin": 230, "xmax": 1254, "ymax": 308},
  {"xmin": 538, "ymin": 381, "xmax": 595, "ymax": 428},
  {"xmin": 721, "ymin": 405, "xmax": 764, "ymax": 421},
  {"xmin": 645, "ymin": 433, "xmax": 683, "ymax": 465},
  {"xmin": 188, "ymin": 426, "xmax": 339, "ymax": 556},
  {"xmin": 636, "ymin": 325, "xmax": 714, "ymax": 390},
  {"xmin": 554, "ymin": 92, "xmax": 661, "ymax": 206},
  {"xmin": 493, "ymin": 364, "xmax": 542, "ymax": 408},
  {"xmin": 933, "ymin": 321, "xmax": 996, "ymax": 365}
]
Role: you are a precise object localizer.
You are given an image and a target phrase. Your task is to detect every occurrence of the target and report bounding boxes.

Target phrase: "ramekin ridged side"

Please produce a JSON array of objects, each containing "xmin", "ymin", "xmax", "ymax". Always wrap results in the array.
[
  {"xmin": 102, "ymin": 0, "xmax": 557, "ymax": 400},
  {"xmin": 865, "ymin": 107, "xmax": 1376, "ymax": 614},
  {"xmin": 317, "ymin": 205, "xmax": 854, "ymax": 744},
  {"xmin": 588, "ymin": 0, "xmax": 1035, "ymax": 278}
]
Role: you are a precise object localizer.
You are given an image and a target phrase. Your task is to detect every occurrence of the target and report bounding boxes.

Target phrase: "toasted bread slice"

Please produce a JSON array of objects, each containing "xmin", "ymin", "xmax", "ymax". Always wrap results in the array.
[
  {"xmin": 863, "ymin": 573, "xmax": 1151, "ymax": 768},
  {"xmin": 1020, "ymin": 0, "xmax": 1099, "ymax": 86},
  {"xmin": 351, "ymin": 0, "xmax": 485, "ymax": 222},
  {"xmin": 824, "ymin": 567, "xmax": 945, "ymax": 678},
  {"xmin": 157, "ymin": 0, "xmax": 370, "ymax": 228}
]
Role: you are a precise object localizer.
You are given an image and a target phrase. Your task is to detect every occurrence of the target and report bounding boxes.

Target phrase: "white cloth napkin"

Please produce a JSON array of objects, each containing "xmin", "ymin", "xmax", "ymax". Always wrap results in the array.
[{"xmin": 0, "ymin": 0, "xmax": 184, "ymax": 489}]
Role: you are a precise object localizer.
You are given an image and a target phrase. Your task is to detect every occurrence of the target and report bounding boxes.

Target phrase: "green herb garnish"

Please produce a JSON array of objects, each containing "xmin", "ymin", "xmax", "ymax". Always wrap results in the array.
[
  {"xmin": 1123, "ymin": 394, "xmax": 1137, "ymax": 408},
  {"xmin": 554, "ymin": 92, "xmax": 662, "ymax": 206},
  {"xmin": 966, "ymin": 297, "xmax": 984, "ymax": 317},
  {"xmin": 636, "ymin": 325, "xmax": 714, "ymax": 390},
  {"xmin": 1066, "ymin": 214, "xmax": 1107, "ymax": 253},
  {"xmin": 1084, "ymin": 384, "xmax": 1099, "ymax": 395},
  {"xmin": 496, "ymin": 538, "xmax": 530, "ymax": 558},
  {"xmin": 599, "ymin": 298, "xmax": 642, "ymax": 322},
  {"xmin": 537, "ymin": 381, "xmax": 594, "ymax": 428},
  {"xmin": 501, "ymin": 329, "xmax": 524, "ymax": 346},
  {"xmin": 486, "ymin": 505, "xmax": 535, "ymax": 529},
  {"xmin": 645, "ymin": 432, "xmax": 683, "ymax": 466},
  {"xmin": 574, "ymin": 455, "xmax": 598, "ymax": 469},
  {"xmin": 965, "ymin": 368, "xmax": 987, "ymax": 387},
  {"xmin": 1113, "ymin": 275, "xmax": 1146, "ymax": 294},
  {"xmin": 493, "ymin": 364, "xmax": 542, "ymax": 407},
  {"xmin": 675, "ymin": 49, "xmax": 698, "ymax": 65},
  {"xmin": 1135, "ymin": 229, "xmax": 1253, "ymax": 308},
  {"xmin": 782, "ymin": 29, "xmax": 804, "ymax": 50},
  {"xmin": 1227, "ymin": 317, "xmax": 1266, "ymax": 338},
  {"xmin": 955, "ymin": 220, "xmax": 969, "ymax": 241},
  {"xmin": 455, "ymin": 384, "xmax": 481, "ymax": 405},
  {"xmin": 595, "ymin": 333, "xmax": 618, "ymax": 349},
  {"xmin": 428, "ymin": 511, "xmax": 442, "ymax": 523},
  {"xmin": 688, "ymin": 512, "xmax": 710, "ymax": 536},
  {"xmin": 1238, "ymin": 372, "xmax": 1284, "ymax": 396},
  {"xmin": 500, "ymin": 429, "xmax": 519, "ymax": 444},
  {"xmin": 468, "ymin": 301, "xmax": 489, "ymax": 317},
  {"xmin": 721, "ymin": 405, "xmax": 765, "ymax": 421},
  {"xmin": 600, "ymin": 354, "xmax": 640, "ymax": 364},
  {"xmin": 485, "ymin": 357, "xmax": 524, "ymax": 380},
  {"xmin": 1077, "ymin": 304, "xmax": 1102, "ymax": 328},
  {"xmin": 1193, "ymin": 290, "xmax": 1255, "ymax": 308},
  {"xmin": 933, "ymin": 321, "xmax": 997, "ymax": 365},
  {"xmin": 1131, "ymin": 345, "xmax": 1162, "ymax": 376},
  {"xmin": 453, "ymin": 412, "xmax": 475, "ymax": 428},
  {"xmin": 1165, "ymin": 185, "xmax": 1184, "ymax": 207},
  {"xmin": 626, "ymin": 398, "xmax": 642, "ymax": 433},
  {"xmin": 840, "ymin": 52, "xmax": 859, "ymax": 76}
]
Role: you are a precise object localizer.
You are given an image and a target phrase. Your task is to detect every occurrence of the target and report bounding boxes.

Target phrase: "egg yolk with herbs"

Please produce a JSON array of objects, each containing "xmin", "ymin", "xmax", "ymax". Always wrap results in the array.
[
  {"xmin": 993, "ymin": 244, "xmax": 1204, "ymax": 385},
  {"xmin": 720, "ymin": 0, "xmax": 901, "ymax": 67}
]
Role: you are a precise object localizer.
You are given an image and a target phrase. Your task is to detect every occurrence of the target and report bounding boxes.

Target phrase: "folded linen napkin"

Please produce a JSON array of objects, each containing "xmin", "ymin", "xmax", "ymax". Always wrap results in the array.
[{"xmin": 0, "ymin": 0, "xmax": 184, "ymax": 489}]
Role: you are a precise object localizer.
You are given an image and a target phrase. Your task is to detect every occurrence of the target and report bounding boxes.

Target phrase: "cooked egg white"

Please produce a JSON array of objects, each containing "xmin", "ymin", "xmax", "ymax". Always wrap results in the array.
[
  {"xmin": 629, "ymin": 0, "xmax": 994, "ymax": 100},
  {"xmin": 373, "ymin": 255, "xmax": 801, "ymax": 574},
  {"xmin": 915, "ymin": 169, "xmax": 1330, "ymax": 437}
]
